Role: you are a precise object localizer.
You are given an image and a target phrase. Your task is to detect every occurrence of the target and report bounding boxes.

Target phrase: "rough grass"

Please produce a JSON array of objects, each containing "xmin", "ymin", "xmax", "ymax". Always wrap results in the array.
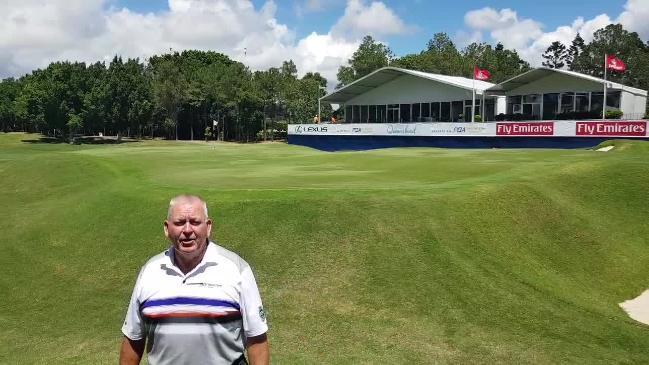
[{"xmin": 1, "ymin": 132, "xmax": 648, "ymax": 364}]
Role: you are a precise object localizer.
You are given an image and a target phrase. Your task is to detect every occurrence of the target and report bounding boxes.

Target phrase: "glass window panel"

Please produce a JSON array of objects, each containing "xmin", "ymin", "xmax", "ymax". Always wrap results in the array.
[
  {"xmin": 440, "ymin": 102, "xmax": 450, "ymax": 122},
  {"xmin": 400, "ymin": 104, "xmax": 411, "ymax": 122},
  {"xmin": 360, "ymin": 105, "xmax": 368, "ymax": 123},
  {"xmin": 412, "ymin": 103, "xmax": 421, "ymax": 121},
  {"xmin": 422, "ymin": 103, "xmax": 430, "ymax": 118},
  {"xmin": 590, "ymin": 92, "xmax": 604, "ymax": 115},
  {"xmin": 352, "ymin": 105, "xmax": 360, "ymax": 123},
  {"xmin": 485, "ymin": 98, "xmax": 496, "ymax": 121},
  {"xmin": 523, "ymin": 94, "xmax": 541, "ymax": 103},
  {"xmin": 432, "ymin": 102, "xmax": 440, "ymax": 121},
  {"xmin": 451, "ymin": 101, "xmax": 463, "ymax": 122},
  {"xmin": 543, "ymin": 93, "xmax": 559, "ymax": 119},
  {"xmin": 345, "ymin": 105, "xmax": 352, "ymax": 122},
  {"xmin": 560, "ymin": 92, "xmax": 574, "ymax": 113},
  {"xmin": 368, "ymin": 105, "xmax": 377, "ymax": 123},
  {"xmin": 575, "ymin": 93, "xmax": 589, "ymax": 112},
  {"xmin": 377, "ymin": 105, "xmax": 387, "ymax": 123},
  {"xmin": 607, "ymin": 91, "xmax": 621, "ymax": 108}
]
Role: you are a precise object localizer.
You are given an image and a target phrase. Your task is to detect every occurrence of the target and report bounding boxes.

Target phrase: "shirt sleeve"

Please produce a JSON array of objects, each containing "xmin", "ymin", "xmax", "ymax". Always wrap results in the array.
[
  {"xmin": 239, "ymin": 265, "xmax": 268, "ymax": 338},
  {"xmin": 121, "ymin": 268, "xmax": 146, "ymax": 340}
]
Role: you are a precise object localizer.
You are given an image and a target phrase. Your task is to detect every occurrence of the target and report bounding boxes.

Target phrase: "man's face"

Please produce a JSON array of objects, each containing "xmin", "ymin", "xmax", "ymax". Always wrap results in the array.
[{"xmin": 164, "ymin": 201, "xmax": 212, "ymax": 260}]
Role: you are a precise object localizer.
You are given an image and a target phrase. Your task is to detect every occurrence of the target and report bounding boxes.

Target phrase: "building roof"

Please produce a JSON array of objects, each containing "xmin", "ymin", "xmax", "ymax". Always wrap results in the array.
[
  {"xmin": 321, "ymin": 66, "xmax": 495, "ymax": 104},
  {"xmin": 487, "ymin": 67, "xmax": 648, "ymax": 96}
]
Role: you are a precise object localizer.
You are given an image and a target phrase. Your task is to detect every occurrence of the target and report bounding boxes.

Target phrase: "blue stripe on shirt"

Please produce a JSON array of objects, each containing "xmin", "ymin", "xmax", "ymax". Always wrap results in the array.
[{"xmin": 142, "ymin": 297, "xmax": 240, "ymax": 310}]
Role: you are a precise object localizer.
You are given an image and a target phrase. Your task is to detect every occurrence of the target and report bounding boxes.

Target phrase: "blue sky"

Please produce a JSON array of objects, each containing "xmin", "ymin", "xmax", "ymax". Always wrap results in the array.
[
  {"xmin": 112, "ymin": 0, "xmax": 632, "ymax": 56},
  {"xmin": 1, "ymin": 0, "xmax": 647, "ymax": 84}
]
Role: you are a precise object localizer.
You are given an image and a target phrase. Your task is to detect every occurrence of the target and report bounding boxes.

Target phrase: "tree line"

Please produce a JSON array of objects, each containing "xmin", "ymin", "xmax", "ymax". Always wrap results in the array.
[
  {"xmin": 0, "ymin": 24, "xmax": 647, "ymax": 141},
  {"xmin": 0, "ymin": 51, "xmax": 329, "ymax": 141}
]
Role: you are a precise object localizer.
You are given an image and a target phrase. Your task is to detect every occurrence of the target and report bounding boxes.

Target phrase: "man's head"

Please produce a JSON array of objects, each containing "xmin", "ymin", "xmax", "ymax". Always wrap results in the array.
[{"xmin": 164, "ymin": 195, "xmax": 212, "ymax": 263}]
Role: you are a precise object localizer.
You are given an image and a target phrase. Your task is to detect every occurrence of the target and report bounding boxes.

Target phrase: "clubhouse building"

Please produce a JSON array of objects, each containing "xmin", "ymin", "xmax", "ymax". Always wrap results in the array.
[{"xmin": 320, "ymin": 66, "xmax": 647, "ymax": 122}]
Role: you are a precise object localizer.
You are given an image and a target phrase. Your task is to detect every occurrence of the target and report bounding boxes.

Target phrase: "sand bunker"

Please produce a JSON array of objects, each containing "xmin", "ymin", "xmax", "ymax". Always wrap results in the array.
[{"xmin": 620, "ymin": 289, "xmax": 649, "ymax": 325}]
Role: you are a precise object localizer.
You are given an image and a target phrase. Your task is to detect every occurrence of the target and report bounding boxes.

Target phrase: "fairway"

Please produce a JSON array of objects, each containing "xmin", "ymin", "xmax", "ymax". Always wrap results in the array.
[{"xmin": 1, "ymin": 132, "xmax": 649, "ymax": 364}]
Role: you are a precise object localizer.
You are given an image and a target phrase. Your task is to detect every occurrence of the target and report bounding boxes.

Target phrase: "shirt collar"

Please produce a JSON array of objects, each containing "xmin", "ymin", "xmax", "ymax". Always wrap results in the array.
[{"xmin": 164, "ymin": 241, "xmax": 219, "ymax": 277}]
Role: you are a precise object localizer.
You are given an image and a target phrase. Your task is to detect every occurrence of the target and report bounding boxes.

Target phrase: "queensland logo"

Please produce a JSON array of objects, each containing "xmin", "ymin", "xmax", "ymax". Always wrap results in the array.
[
  {"xmin": 259, "ymin": 306, "xmax": 266, "ymax": 322},
  {"xmin": 352, "ymin": 127, "xmax": 361, "ymax": 133},
  {"xmin": 295, "ymin": 125, "xmax": 328, "ymax": 133},
  {"xmin": 387, "ymin": 124, "xmax": 417, "ymax": 135}
]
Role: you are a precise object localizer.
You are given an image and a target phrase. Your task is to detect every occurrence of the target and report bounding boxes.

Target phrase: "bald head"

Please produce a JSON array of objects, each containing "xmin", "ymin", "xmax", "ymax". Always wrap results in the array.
[{"xmin": 167, "ymin": 194, "xmax": 209, "ymax": 220}]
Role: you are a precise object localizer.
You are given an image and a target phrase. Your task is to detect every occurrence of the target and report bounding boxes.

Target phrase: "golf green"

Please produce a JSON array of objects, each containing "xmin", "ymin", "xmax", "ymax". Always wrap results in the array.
[{"xmin": 1, "ymin": 132, "xmax": 648, "ymax": 364}]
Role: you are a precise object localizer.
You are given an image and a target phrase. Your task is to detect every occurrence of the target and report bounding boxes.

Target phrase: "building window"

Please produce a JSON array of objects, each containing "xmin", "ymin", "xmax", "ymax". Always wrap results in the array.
[
  {"xmin": 421, "ymin": 103, "xmax": 430, "ymax": 119},
  {"xmin": 377, "ymin": 105, "xmax": 387, "ymax": 123},
  {"xmin": 400, "ymin": 104, "xmax": 411, "ymax": 122},
  {"xmin": 451, "ymin": 101, "xmax": 463, "ymax": 122},
  {"xmin": 507, "ymin": 95, "xmax": 522, "ymax": 114},
  {"xmin": 368, "ymin": 105, "xmax": 377, "ymax": 123},
  {"xmin": 345, "ymin": 105, "xmax": 352, "ymax": 123},
  {"xmin": 560, "ymin": 92, "xmax": 574, "ymax": 114},
  {"xmin": 360, "ymin": 105, "xmax": 368, "ymax": 123},
  {"xmin": 575, "ymin": 93, "xmax": 589, "ymax": 112},
  {"xmin": 352, "ymin": 105, "xmax": 361, "ymax": 123},
  {"xmin": 590, "ymin": 92, "xmax": 604, "ymax": 115},
  {"xmin": 440, "ymin": 102, "xmax": 450, "ymax": 122},
  {"xmin": 606, "ymin": 90, "xmax": 621, "ymax": 109},
  {"xmin": 543, "ymin": 93, "xmax": 559, "ymax": 119},
  {"xmin": 412, "ymin": 103, "xmax": 421, "ymax": 122},
  {"xmin": 387, "ymin": 104, "xmax": 399, "ymax": 122},
  {"xmin": 432, "ymin": 102, "xmax": 440, "ymax": 121}
]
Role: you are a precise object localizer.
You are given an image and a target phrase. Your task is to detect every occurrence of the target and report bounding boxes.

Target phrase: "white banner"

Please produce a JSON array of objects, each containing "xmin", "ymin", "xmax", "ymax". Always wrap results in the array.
[{"xmin": 288, "ymin": 121, "xmax": 649, "ymax": 138}]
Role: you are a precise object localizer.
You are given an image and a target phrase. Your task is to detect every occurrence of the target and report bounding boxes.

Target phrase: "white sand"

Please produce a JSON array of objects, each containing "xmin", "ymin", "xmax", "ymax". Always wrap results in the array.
[{"xmin": 619, "ymin": 289, "xmax": 649, "ymax": 325}]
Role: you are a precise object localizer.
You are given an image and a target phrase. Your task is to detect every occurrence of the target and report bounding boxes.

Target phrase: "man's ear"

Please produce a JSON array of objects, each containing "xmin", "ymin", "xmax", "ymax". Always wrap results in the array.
[
  {"xmin": 163, "ymin": 220, "xmax": 170, "ymax": 238},
  {"xmin": 206, "ymin": 218, "xmax": 212, "ymax": 237}
]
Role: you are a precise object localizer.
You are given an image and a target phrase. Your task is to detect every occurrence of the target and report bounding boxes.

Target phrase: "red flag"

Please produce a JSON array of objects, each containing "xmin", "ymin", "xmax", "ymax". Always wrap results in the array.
[
  {"xmin": 474, "ymin": 66, "xmax": 491, "ymax": 81},
  {"xmin": 606, "ymin": 55, "xmax": 626, "ymax": 72}
]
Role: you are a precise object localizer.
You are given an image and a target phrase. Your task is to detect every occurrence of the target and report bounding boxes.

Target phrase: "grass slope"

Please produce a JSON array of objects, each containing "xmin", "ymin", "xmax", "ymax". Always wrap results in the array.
[{"xmin": 1, "ymin": 132, "xmax": 648, "ymax": 364}]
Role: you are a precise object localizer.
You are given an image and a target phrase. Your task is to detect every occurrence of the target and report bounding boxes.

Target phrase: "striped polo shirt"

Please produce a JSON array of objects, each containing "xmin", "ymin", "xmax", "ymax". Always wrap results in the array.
[{"xmin": 122, "ymin": 241, "xmax": 268, "ymax": 365}]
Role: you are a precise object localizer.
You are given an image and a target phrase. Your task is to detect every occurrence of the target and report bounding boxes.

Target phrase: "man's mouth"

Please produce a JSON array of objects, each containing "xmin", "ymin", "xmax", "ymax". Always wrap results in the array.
[{"xmin": 180, "ymin": 238, "xmax": 196, "ymax": 246}]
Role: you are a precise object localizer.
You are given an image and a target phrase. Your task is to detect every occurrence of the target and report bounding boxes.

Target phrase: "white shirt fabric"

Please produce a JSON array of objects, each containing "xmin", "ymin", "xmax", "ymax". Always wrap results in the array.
[{"xmin": 122, "ymin": 241, "xmax": 268, "ymax": 365}]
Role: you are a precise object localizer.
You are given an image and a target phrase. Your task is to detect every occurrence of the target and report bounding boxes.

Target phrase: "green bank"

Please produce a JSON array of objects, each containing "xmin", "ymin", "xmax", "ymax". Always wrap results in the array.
[{"xmin": 1, "ymin": 133, "xmax": 648, "ymax": 364}]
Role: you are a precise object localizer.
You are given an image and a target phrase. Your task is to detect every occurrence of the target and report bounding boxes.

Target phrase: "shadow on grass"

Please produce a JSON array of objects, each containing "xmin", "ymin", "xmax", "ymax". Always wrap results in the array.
[{"xmin": 22, "ymin": 136, "xmax": 143, "ymax": 145}]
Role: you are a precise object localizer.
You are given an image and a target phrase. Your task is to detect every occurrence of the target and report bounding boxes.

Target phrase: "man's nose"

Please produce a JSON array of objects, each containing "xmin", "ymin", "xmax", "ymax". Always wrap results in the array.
[{"xmin": 182, "ymin": 222, "xmax": 194, "ymax": 234}]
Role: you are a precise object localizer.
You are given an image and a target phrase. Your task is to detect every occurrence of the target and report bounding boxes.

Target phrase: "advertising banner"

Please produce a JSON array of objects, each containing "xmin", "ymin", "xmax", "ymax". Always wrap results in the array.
[{"xmin": 289, "ymin": 121, "xmax": 649, "ymax": 138}]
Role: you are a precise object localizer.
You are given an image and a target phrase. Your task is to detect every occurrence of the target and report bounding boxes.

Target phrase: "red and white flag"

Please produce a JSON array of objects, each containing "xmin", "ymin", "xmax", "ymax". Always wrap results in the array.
[
  {"xmin": 606, "ymin": 55, "xmax": 626, "ymax": 72},
  {"xmin": 474, "ymin": 66, "xmax": 491, "ymax": 81}
]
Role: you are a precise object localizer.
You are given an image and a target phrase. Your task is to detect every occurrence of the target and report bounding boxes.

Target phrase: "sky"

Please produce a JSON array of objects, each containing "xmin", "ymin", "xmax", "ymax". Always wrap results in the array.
[{"xmin": 1, "ymin": 0, "xmax": 648, "ymax": 87}]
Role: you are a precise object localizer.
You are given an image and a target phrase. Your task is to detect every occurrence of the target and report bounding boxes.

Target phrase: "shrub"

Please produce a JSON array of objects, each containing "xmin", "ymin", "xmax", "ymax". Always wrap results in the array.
[{"xmin": 605, "ymin": 110, "xmax": 623, "ymax": 119}]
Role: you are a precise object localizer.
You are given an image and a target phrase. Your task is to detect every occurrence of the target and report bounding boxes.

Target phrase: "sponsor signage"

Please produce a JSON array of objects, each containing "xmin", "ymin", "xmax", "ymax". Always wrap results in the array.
[
  {"xmin": 575, "ymin": 121, "xmax": 646, "ymax": 137},
  {"xmin": 496, "ymin": 122, "xmax": 554, "ymax": 136},
  {"xmin": 289, "ymin": 121, "xmax": 649, "ymax": 138}
]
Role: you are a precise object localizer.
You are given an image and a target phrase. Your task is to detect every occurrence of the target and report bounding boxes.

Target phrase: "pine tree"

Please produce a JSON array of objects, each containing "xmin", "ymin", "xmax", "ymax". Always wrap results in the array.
[
  {"xmin": 567, "ymin": 33, "xmax": 585, "ymax": 70},
  {"xmin": 541, "ymin": 41, "xmax": 568, "ymax": 69}
]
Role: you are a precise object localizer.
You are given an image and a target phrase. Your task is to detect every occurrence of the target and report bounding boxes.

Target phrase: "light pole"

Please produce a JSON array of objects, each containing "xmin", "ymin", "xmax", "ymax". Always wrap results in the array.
[{"xmin": 317, "ymin": 85, "xmax": 326, "ymax": 123}]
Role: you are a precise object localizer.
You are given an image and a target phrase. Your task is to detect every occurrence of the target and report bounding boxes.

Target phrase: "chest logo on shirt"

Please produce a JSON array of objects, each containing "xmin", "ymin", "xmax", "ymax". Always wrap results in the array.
[{"xmin": 185, "ymin": 282, "xmax": 222, "ymax": 288}]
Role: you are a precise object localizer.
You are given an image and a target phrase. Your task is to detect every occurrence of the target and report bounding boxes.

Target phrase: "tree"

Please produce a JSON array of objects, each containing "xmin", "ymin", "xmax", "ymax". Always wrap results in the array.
[
  {"xmin": 0, "ymin": 78, "xmax": 20, "ymax": 132},
  {"xmin": 566, "ymin": 33, "xmax": 585, "ymax": 69},
  {"xmin": 336, "ymin": 35, "xmax": 393, "ymax": 87},
  {"xmin": 542, "ymin": 41, "xmax": 568, "ymax": 68}
]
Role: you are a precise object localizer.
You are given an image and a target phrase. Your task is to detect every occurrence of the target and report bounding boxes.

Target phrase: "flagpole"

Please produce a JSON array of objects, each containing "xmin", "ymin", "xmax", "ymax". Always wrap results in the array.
[
  {"xmin": 472, "ymin": 66, "xmax": 476, "ymax": 123},
  {"xmin": 603, "ymin": 54, "xmax": 607, "ymax": 120}
]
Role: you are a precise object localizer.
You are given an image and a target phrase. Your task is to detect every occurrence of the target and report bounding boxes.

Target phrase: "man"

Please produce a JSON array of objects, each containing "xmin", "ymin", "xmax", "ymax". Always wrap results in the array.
[{"xmin": 120, "ymin": 195, "xmax": 269, "ymax": 365}]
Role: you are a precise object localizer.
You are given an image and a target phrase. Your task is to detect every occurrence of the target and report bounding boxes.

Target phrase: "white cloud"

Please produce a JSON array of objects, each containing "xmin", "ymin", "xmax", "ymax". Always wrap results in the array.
[
  {"xmin": 331, "ymin": 0, "xmax": 411, "ymax": 39},
  {"xmin": 462, "ymin": 1, "xmax": 648, "ymax": 67},
  {"xmin": 0, "ymin": 0, "xmax": 372, "ymax": 88},
  {"xmin": 618, "ymin": 0, "xmax": 649, "ymax": 40}
]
